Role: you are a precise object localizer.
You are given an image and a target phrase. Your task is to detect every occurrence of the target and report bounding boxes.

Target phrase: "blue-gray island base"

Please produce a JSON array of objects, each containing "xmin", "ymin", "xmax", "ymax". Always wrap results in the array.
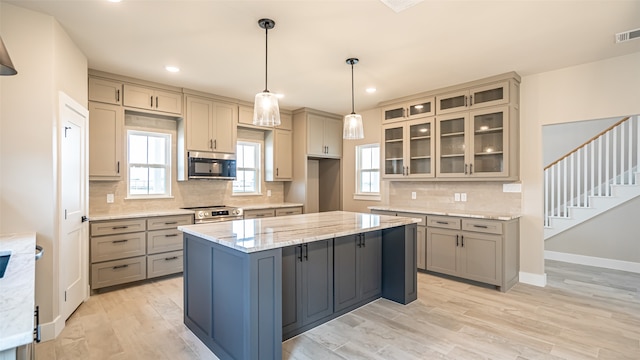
[{"xmin": 179, "ymin": 211, "xmax": 419, "ymax": 360}]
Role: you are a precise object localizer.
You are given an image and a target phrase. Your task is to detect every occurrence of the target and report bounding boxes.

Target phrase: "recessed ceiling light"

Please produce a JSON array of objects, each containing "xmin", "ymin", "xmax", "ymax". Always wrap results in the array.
[
  {"xmin": 366, "ymin": 87, "xmax": 376, "ymax": 93},
  {"xmin": 165, "ymin": 66, "xmax": 180, "ymax": 73},
  {"xmin": 108, "ymin": 0, "xmax": 122, "ymax": 3}
]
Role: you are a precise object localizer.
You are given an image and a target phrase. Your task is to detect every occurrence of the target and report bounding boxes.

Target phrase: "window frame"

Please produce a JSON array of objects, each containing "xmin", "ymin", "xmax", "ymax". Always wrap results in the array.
[
  {"xmin": 233, "ymin": 140, "xmax": 262, "ymax": 196},
  {"xmin": 354, "ymin": 143, "xmax": 381, "ymax": 201},
  {"xmin": 126, "ymin": 129, "xmax": 172, "ymax": 199}
]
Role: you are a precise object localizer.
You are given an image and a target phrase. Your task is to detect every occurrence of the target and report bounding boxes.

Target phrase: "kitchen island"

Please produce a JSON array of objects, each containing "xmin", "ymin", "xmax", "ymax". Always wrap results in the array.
[{"xmin": 178, "ymin": 211, "xmax": 419, "ymax": 360}]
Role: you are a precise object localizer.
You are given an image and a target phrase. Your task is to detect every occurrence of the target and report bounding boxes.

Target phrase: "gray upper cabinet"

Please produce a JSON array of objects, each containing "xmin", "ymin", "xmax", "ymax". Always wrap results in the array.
[
  {"xmin": 382, "ymin": 96, "xmax": 435, "ymax": 123},
  {"xmin": 282, "ymin": 239, "xmax": 334, "ymax": 339},
  {"xmin": 88, "ymin": 101, "xmax": 123, "ymax": 180},
  {"xmin": 185, "ymin": 96, "xmax": 237, "ymax": 154},
  {"xmin": 89, "ymin": 78, "xmax": 122, "ymax": 105},
  {"xmin": 334, "ymin": 231, "xmax": 382, "ymax": 313},
  {"xmin": 123, "ymin": 84, "xmax": 183, "ymax": 115},
  {"xmin": 436, "ymin": 81, "xmax": 511, "ymax": 115},
  {"xmin": 306, "ymin": 113, "xmax": 342, "ymax": 158}
]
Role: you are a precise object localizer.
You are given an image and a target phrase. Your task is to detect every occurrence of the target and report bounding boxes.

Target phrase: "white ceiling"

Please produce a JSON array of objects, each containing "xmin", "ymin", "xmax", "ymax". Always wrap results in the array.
[{"xmin": 6, "ymin": 0, "xmax": 640, "ymax": 115}]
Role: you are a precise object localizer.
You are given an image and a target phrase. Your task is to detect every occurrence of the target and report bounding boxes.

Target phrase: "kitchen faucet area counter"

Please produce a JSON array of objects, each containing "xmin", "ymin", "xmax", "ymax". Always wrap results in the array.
[{"xmin": 180, "ymin": 211, "xmax": 419, "ymax": 360}]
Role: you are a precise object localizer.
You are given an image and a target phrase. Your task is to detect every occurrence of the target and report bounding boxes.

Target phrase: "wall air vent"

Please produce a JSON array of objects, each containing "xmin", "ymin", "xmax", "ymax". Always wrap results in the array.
[{"xmin": 615, "ymin": 28, "xmax": 640, "ymax": 43}]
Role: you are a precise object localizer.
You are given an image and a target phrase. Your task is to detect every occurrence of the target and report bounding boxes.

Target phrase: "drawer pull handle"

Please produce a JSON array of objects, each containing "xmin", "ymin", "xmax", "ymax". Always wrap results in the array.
[
  {"xmin": 436, "ymin": 221, "xmax": 449, "ymax": 225},
  {"xmin": 255, "ymin": 214, "xmax": 265, "ymax": 217},
  {"xmin": 164, "ymin": 256, "xmax": 179, "ymax": 261},
  {"xmin": 113, "ymin": 264, "xmax": 129, "ymax": 270},
  {"xmin": 473, "ymin": 225, "xmax": 488, "ymax": 229},
  {"xmin": 112, "ymin": 239, "xmax": 129, "ymax": 244},
  {"xmin": 112, "ymin": 226, "xmax": 128, "ymax": 230},
  {"xmin": 165, "ymin": 234, "xmax": 179, "ymax": 237},
  {"xmin": 164, "ymin": 221, "xmax": 178, "ymax": 225}
]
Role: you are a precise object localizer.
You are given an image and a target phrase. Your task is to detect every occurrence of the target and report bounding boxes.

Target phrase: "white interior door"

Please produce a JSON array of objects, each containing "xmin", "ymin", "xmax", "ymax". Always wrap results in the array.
[{"xmin": 59, "ymin": 92, "xmax": 89, "ymax": 321}]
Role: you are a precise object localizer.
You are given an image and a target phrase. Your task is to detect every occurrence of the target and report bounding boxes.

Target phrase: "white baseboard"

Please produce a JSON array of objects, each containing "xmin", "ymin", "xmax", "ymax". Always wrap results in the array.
[
  {"xmin": 519, "ymin": 271, "xmax": 547, "ymax": 287},
  {"xmin": 39, "ymin": 315, "xmax": 65, "ymax": 342},
  {"xmin": 545, "ymin": 250, "xmax": 640, "ymax": 274}
]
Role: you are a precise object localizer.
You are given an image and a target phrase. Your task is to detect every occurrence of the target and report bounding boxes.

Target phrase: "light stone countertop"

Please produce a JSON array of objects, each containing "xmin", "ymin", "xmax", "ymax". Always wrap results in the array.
[
  {"xmin": 368, "ymin": 206, "xmax": 520, "ymax": 221},
  {"xmin": 178, "ymin": 211, "xmax": 420, "ymax": 253},
  {"xmin": 89, "ymin": 209, "xmax": 196, "ymax": 222},
  {"xmin": 240, "ymin": 202, "xmax": 303, "ymax": 211},
  {"xmin": 0, "ymin": 233, "xmax": 36, "ymax": 351}
]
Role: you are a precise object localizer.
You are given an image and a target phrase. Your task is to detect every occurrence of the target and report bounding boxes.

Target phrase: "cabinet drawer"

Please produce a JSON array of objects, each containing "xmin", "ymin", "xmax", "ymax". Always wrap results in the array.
[
  {"xmin": 90, "ymin": 232, "xmax": 146, "ymax": 263},
  {"xmin": 147, "ymin": 229, "xmax": 183, "ymax": 254},
  {"xmin": 244, "ymin": 209, "xmax": 276, "ymax": 219},
  {"xmin": 91, "ymin": 256, "xmax": 146, "ymax": 289},
  {"xmin": 396, "ymin": 212, "xmax": 427, "ymax": 226},
  {"xmin": 427, "ymin": 216, "xmax": 461, "ymax": 230},
  {"xmin": 275, "ymin": 207, "xmax": 302, "ymax": 216},
  {"xmin": 462, "ymin": 219, "xmax": 503, "ymax": 235},
  {"xmin": 90, "ymin": 219, "xmax": 146, "ymax": 236},
  {"xmin": 147, "ymin": 251, "xmax": 183, "ymax": 278},
  {"xmin": 147, "ymin": 215, "xmax": 193, "ymax": 231}
]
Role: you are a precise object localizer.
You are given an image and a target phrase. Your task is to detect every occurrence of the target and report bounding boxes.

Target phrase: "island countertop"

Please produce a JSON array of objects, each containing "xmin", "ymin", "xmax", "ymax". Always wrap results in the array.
[
  {"xmin": 178, "ymin": 210, "xmax": 420, "ymax": 253},
  {"xmin": 0, "ymin": 232, "xmax": 36, "ymax": 352}
]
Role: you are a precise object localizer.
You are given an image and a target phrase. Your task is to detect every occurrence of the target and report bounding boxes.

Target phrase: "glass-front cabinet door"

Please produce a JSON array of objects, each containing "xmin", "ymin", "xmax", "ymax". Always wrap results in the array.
[
  {"xmin": 436, "ymin": 114, "xmax": 468, "ymax": 177},
  {"xmin": 469, "ymin": 81, "xmax": 509, "ymax": 110},
  {"xmin": 407, "ymin": 119, "xmax": 434, "ymax": 177},
  {"xmin": 382, "ymin": 124, "xmax": 405, "ymax": 178},
  {"xmin": 436, "ymin": 90, "xmax": 469, "ymax": 115},
  {"xmin": 382, "ymin": 97, "xmax": 435, "ymax": 123},
  {"xmin": 469, "ymin": 106, "xmax": 509, "ymax": 177},
  {"xmin": 382, "ymin": 118, "xmax": 435, "ymax": 179}
]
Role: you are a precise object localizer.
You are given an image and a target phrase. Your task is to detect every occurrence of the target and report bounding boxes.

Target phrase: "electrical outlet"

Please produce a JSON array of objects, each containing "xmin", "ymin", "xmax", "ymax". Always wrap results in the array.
[
  {"xmin": 411, "ymin": 192, "xmax": 417, "ymax": 200},
  {"xmin": 461, "ymin": 193, "xmax": 467, "ymax": 202},
  {"xmin": 267, "ymin": 190, "xmax": 272, "ymax": 197},
  {"xmin": 106, "ymin": 194, "xmax": 114, "ymax": 203},
  {"xmin": 454, "ymin": 193, "xmax": 461, "ymax": 202}
]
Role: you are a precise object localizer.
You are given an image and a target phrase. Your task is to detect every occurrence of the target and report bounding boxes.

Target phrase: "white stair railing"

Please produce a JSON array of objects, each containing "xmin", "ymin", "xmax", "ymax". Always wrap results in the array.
[{"xmin": 544, "ymin": 115, "xmax": 639, "ymax": 227}]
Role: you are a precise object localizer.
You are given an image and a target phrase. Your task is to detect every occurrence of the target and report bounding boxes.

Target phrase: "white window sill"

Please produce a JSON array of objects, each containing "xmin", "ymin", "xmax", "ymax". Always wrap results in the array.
[
  {"xmin": 353, "ymin": 193, "xmax": 381, "ymax": 201},
  {"xmin": 232, "ymin": 192, "xmax": 263, "ymax": 197},
  {"xmin": 125, "ymin": 195, "xmax": 174, "ymax": 200}
]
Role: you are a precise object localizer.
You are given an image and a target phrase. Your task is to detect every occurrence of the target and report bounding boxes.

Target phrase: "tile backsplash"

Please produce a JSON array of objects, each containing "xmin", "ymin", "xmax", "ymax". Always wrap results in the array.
[
  {"xmin": 385, "ymin": 181, "xmax": 521, "ymax": 215},
  {"xmin": 89, "ymin": 180, "xmax": 285, "ymax": 215}
]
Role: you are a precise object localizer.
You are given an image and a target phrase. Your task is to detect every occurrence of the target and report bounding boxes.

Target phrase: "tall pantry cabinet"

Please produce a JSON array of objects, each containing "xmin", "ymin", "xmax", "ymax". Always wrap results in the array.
[{"xmin": 285, "ymin": 108, "xmax": 343, "ymax": 213}]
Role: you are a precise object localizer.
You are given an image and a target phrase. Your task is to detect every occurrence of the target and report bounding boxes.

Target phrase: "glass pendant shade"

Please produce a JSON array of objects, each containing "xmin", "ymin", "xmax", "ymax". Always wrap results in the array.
[
  {"xmin": 343, "ymin": 113, "xmax": 364, "ymax": 139},
  {"xmin": 253, "ymin": 91, "xmax": 281, "ymax": 127}
]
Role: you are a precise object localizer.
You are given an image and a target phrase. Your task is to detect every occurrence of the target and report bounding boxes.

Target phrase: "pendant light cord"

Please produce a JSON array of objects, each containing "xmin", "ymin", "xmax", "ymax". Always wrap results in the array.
[
  {"xmin": 264, "ymin": 25, "xmax": 269, "ymax": 92},
  {"xmin": 350, "ymin": 62, "xmax": 355, "ymax": 115}
]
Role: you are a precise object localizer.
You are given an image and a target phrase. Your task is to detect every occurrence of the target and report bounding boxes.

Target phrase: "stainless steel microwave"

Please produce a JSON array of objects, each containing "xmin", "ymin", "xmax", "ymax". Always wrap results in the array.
[{"xmin": 187, "ymin": 152, "xmax": 236, "ymax": 180}]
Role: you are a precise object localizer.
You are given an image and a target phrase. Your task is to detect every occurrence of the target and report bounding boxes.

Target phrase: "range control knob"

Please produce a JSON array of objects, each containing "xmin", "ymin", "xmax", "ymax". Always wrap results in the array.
[{"xmin": 197, "ymin": 211, "xmax": 205, "ymax": 219}]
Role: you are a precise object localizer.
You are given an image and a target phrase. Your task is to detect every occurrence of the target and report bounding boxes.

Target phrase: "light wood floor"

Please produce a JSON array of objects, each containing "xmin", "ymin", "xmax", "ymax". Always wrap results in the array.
[{"xmin": 36, "ymin": 260, "xmax": 640, "ymax": 359}]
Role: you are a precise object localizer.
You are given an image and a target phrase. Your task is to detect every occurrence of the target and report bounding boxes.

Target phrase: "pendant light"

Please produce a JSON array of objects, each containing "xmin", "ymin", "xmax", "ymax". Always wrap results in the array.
[
  {"xmin": 253, "ymin": 18, "xmax": 281, "ymax": 127},
  {"xmin": 343, "ymin": 58, "xmax": 364, "ymax": 139},
  {"xmin": 0, "ymin": 36, "xmax": 17, "ymax": 76}
]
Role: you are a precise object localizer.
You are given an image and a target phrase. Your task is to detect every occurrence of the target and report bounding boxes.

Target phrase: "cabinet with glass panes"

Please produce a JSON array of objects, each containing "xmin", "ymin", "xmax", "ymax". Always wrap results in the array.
[
  {"xmin": 382, "ymin": 118, "xmax": 435, "ymax": 179},
  {"xmin": 436, "ymin": 106, "xmax": 514, "ymax": 179}
]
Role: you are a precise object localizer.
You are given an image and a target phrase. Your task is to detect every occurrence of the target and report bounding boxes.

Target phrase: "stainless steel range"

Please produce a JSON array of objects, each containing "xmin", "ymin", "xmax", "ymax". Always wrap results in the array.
[{"xmin": 182, "ymin": 205, "xmax": 243, "ymax": 224}]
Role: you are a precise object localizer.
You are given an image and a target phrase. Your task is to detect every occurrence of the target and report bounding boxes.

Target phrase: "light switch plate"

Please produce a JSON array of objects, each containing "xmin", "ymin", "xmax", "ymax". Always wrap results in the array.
[
  {"xmin": 267, "ymin": 190, "xmax": 272, "ymax": 197},
  {"xmin": 454, "ymin": 193, "xmax": 461, "ymax": 202},
  {"xmin": 461, "ymin": 193, "xmax": 467, "ymax": 202},
  {"xmin": 106, "ymin": 194, "xmax": 114, "ymax": 203},
  {"xmin": 411, "ymin": 192, "xmax": 417, "ymax": 200}
]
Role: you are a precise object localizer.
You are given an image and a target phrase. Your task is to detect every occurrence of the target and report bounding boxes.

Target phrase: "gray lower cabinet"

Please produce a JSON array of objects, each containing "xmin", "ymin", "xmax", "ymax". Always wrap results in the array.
[
  {"xmin": 90, "ymin": 214, "xmax": 193, "ymax": 289},
  {"xmin": 334, "ymin": 231, "xmax": 382, "ymax": 313},
  {"xmin": 282, "ymin": 239, "xmax": 334, "ymax": 339},
  {"xmin": 426, "ymin": 216, "xmax": 519, "ymax": 292}
]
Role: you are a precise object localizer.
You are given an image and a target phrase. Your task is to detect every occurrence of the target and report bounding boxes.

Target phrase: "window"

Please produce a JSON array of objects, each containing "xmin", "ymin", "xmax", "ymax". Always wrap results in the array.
[
  {"xmin": 233, "ymin": 141, "xmax": 261, "ymax": 194},
  {"xmin": 355, "ymin": 144, "xmax": 380, "ymax": 199},
  {"xmin": 127, "ymin": 130, "xmax": 171, "ymax": 198}
]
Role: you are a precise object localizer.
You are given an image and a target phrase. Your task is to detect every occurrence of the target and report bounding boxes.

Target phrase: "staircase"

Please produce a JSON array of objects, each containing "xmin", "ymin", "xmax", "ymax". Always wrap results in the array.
[{"xmin": 544, "ymin": 115, "xmax": 640, "ymax": 239}]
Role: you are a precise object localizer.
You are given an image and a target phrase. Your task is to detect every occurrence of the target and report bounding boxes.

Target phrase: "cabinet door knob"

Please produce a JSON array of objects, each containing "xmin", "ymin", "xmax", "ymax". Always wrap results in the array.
[
  {"xmin": 304, "ymin": 244, "xmax": 309, "ymax": 260},
  {"xmin": 464, "ymin": 164, "xmax": 468, "ymax": 175},
  {"xmin": 155, "ymin": 96, "xmax": 159, "ymax": 108},
  {"xmin": 456, "ymin": 235, "xmax": 459, "ymax": 247},
  {"xmin": 470, "ymin": 95, "xmax": 473, "ymax": 106},
  {"xmin": 297, "ymin": 245, "xmax": 303, "ymax": 262},
  {"xmin": 461, "ymin": 235, "xmax": 464, "ymax": 247},
  {"xmin": 469, "ymin": 164, "xmax": 473, "ymax": 174},
  {"xmin": 116, "ymin": 89, "xmax": 120, "ymax": 102},
  {"xmin": 150, "ymin": 96, "xmax": 154, "ymax": 107}
]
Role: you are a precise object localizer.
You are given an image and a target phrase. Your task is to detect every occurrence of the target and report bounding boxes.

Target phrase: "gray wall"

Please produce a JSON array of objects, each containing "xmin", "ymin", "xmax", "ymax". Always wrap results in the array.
[
  {"xmin": 545, "ymin": 196, "xmax": 640, "ymax": 263},
  {"xmin": 542, "ymin": 117, "xmax": 620, "ymax": 166}
]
